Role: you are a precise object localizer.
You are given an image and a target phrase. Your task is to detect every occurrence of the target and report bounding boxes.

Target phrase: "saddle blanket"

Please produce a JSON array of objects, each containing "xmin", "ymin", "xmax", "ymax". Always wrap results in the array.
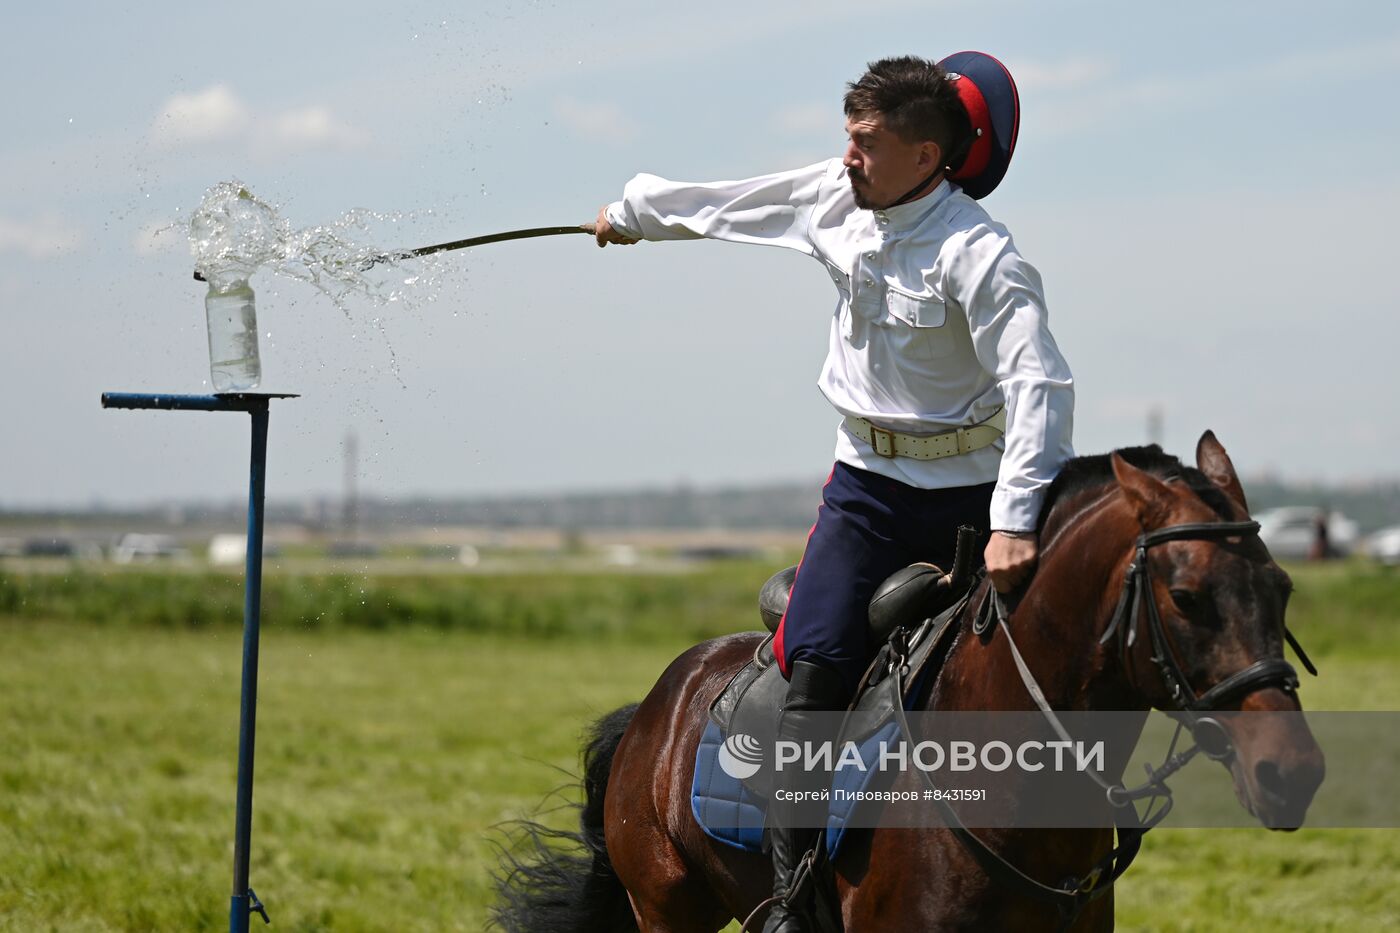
[
  {"xmin": 690, "ymin": 716, "xmax": 902, "ymax": 858},
  {"xmin": 691, "ymin": 589, "xmax": 972, "ymax": 859}
]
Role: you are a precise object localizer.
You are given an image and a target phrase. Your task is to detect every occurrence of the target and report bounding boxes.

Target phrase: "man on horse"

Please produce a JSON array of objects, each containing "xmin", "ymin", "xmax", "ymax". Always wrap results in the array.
[{"xmin": 594, "ymin": 53, "xmax": 1075, "ymax": 932}]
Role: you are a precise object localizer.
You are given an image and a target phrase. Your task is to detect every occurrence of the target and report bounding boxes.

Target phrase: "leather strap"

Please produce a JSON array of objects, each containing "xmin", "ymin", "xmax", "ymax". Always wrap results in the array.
[
  {"xmin": 889, "ymin": 658, "xmax": 1142, "ymax": 929},
  {"xmin": 1190, "ymin": 658, "xmax": 1299, "ymax": 711},
  {"xmin": 890, "ymin": 169, "xmax": 944, "ymax": 207},
  {"xmin": 845, "ymin": 407, "xmax": 1006, "ymax": 460}
]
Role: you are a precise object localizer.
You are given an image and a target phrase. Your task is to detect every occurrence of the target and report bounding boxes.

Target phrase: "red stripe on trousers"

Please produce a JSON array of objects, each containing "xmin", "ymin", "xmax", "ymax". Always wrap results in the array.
[{"xmin": 773, "ymin": 467, "xmax": 836, "ymax": 679}]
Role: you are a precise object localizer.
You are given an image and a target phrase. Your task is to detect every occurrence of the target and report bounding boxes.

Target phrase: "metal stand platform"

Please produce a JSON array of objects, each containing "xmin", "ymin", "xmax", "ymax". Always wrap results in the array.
[{"xmin": 101, "ymin": 391, "xmax": 298, "ymax": 932}]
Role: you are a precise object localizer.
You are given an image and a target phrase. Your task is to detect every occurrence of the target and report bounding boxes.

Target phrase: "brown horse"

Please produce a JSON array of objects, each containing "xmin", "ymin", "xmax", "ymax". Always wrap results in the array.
[{"xmin": 492, "ymin": 432, "xmax": 1325, "ymax": 932}]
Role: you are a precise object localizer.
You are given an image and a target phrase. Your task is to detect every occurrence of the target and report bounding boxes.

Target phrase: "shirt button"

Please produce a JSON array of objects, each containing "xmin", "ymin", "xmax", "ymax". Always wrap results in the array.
[
  {"xmin": 864, "ymin": 251, "xmax": 875, "ymax": 259},
  {"xmin": 863, "ymin": 277, "xmax": 875, "ymax": 287}
]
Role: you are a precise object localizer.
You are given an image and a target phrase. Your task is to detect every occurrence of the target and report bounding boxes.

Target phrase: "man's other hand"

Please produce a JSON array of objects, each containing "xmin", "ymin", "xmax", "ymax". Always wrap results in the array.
[
  {"xmin": 594, "ymin": 206, "xmax": 640, "ymax": 247},
  {"xmin": 985, "ymin": 531, "xmax": 1038, "ymax": 594}
]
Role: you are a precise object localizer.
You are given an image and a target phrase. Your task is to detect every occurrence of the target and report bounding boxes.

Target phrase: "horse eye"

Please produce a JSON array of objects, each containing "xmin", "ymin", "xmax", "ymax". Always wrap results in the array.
[{"xmin": 1169, "ymin": 588, "xmax": 1198, "ymax": 614}]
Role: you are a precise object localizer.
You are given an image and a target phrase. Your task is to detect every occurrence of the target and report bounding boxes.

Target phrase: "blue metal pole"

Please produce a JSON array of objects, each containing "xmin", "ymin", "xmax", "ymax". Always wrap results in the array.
[
  {"xmin": 230, "ymin": 400, "xmax": 270, "ymax": 932},
  {"xmin": 101, "ymin": 391, "xmax": 294, "ymax": 931}
]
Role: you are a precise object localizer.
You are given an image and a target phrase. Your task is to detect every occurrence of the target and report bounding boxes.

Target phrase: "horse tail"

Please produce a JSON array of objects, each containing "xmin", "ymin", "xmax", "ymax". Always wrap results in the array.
[{"xmin": 490, "ymin": 703, "xmax": 640, "ymax": 933}]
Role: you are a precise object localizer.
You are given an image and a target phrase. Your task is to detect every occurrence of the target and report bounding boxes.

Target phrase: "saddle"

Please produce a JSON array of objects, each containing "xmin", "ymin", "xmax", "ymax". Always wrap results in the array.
[
  {"xmin": 717, "ymin": 523, "xmax": 978, "ymax": 746},
  {"xmin": 696, "ymin": 527, "xmax": 981, "ymax": 826},
  {"xmin": 709, "ymin": 565, "xmax": 974, "ymax": 798}
]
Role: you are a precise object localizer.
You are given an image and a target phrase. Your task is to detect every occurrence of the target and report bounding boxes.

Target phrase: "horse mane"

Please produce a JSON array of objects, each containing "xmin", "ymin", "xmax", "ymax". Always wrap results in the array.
[{"xmin": 1037, "ymin": 444, "xmax": 1237, "ymax": 532}]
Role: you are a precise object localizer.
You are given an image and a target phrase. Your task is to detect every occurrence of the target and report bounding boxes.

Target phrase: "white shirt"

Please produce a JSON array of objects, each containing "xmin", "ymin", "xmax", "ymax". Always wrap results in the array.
[{"xmin": 605, "ymin": 159, "xmax": 1074, "ymax": 532}]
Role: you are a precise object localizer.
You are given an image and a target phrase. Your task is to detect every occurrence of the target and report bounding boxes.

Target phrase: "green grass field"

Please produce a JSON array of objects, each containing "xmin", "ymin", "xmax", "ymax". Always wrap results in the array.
[{"xmin": 2, "ymin": 561, "xmax": 1399, "ymax": 931}]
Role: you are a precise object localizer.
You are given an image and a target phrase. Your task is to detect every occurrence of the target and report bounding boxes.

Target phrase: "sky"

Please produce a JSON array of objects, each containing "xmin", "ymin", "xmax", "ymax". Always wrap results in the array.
[{"xmin": 3, "ymin": 0, "xmax": 1399, "ymax": 509}]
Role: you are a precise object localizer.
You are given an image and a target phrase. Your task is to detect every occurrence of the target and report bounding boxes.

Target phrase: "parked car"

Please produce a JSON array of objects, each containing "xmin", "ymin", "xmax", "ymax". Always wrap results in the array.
[
  {"xmin": 1362, "ymin": 526, "xmax": 1400, "ymax": 566},
  {"xmin": 1254, "ymin": 507, "xmax": 1359, "ymax": 560},
  {"xmin": 23, "ymin": 537, "xmax": 76, "ymax": 557},
  {"xmin": 111, "ymin": 533, "xmax": 188, "ymax": 564}
]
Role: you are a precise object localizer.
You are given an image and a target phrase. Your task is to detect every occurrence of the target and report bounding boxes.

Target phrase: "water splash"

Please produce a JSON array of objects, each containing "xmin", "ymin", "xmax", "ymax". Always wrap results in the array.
[
  {"xmin": 188, "ymin": 180, "xmax": 452, "ymax": 383},
  {"xmin": 189, "ymin": 183, "xmax": 283, "ymax": 289}
]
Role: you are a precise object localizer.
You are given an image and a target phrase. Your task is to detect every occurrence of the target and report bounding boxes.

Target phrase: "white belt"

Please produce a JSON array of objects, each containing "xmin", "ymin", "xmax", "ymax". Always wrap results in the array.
[{"xmin": 845, "ymin": 407, "xmax": 1006, "ymax": 460}]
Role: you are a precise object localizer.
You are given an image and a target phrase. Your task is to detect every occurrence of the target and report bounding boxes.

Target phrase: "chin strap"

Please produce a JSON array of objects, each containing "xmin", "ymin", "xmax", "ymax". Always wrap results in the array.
[{"xmin": 889, "ymin": 169, "xmax": 943, "ymax": 207}]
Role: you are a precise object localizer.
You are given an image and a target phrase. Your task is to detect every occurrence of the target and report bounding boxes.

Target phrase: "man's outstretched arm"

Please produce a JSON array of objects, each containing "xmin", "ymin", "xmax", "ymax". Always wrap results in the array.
[{"xmin": 592, "ymin": 162, "xmax": 830, "ymax": 254}]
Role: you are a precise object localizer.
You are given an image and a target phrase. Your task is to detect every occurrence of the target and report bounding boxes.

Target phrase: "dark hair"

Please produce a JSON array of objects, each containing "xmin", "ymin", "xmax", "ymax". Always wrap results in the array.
[{"xmin": 844, "ymin": 56, "xmax": 974, "ymax": 168}]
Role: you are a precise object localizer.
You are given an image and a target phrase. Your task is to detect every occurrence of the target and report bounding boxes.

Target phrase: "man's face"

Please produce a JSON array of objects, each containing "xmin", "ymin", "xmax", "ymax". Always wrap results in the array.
[{"xmin": 842, "ymin": 112, "xmax": 941, "ymax": 210}]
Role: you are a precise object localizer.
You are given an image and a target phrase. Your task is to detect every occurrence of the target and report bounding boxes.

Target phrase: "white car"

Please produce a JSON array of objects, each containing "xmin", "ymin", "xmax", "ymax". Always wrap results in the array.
[
  {"xmin": 111, "ymin": 533, "xmax": 188, "ymax": 564},
  {"xmin": 1362, "ymin": 526, "xmax": 1400, "ymax": 566},
  {"xmin": 1254, "ymin": 507, "xmax": 1358, "ymax": 560}
]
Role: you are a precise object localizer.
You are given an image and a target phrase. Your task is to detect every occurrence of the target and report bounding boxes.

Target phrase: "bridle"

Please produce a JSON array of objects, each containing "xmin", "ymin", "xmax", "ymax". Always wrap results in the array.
[
  {"xmin": 1098, "ymin": 519, "xmax": 1316, "ymax": 766},
  {"xmin": 907, "ymin": 517, "xmax": 1319, "ymax": 928}
]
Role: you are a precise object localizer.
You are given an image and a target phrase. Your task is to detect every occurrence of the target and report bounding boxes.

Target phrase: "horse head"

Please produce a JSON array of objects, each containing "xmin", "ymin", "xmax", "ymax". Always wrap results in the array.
[{"xmin": 1104, "ymin": 430, "xmax": 1325, "ymax": 829}]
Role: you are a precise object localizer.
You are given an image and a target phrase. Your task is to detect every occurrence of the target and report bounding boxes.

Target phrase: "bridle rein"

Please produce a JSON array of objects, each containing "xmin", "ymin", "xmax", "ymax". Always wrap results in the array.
[{"xmin": 903, "ymin": 517, "xmax": 1318, "ymax": 928}]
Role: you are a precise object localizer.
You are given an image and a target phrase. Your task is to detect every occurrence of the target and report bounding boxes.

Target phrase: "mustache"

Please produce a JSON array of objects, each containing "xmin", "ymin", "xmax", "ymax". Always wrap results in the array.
[{"xmin": 849, "ymin": 169, "xmax": 867, "ymax": 185}]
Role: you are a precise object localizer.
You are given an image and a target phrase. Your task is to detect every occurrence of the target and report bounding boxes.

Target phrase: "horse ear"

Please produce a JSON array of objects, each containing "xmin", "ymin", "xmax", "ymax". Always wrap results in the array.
[
  {"xmin": 1111, "ymin": 452, "xmax": 1172, "ymax": 527},
  {"xmin": 1195, "ymin": 429, "xmax": 1249, "ymax": 513}
]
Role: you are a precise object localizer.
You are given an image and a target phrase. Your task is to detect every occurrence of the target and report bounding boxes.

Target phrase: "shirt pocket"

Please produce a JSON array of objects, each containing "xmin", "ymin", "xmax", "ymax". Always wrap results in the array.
[{"xmin": 884, "ymin": 288, "xmax": 955, "ymax": 360}]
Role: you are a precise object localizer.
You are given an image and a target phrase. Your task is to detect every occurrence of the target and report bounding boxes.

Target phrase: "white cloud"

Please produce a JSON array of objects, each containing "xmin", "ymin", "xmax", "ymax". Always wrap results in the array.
[
  {"xmin": 1003, "ymin": 55, "xmax": 1184, "ymax": 138},
  {"xmin": 268, "ymin": 106, "xmax": 369, "ymax": 152},
  {"xmin": 151, "ymin": 84, "xmax": 252, "ymax": 146},
  {"xmin": 1021, "ymin": 35, "xmax": 1400, "ymax": 138},
  {"xmin": 552, "ymin": 97, "xmax": 640, "ymax": 144},
  {"xmin": 150, "ymin": 85, "xmax": 368, "ymax": 156},
  {"xmin": 1227, "ymin": 33, "xmax": 1400, "ymax": 87},
  {"xmin": 0, "ymin": 213, "xmax": 83, "ymax": 259}
]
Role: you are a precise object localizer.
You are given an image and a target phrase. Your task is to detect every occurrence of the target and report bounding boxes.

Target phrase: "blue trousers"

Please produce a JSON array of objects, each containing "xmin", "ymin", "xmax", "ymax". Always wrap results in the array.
[{"xmin": 773, "ymin": 462, "xmax": 996, "ymax": 695}]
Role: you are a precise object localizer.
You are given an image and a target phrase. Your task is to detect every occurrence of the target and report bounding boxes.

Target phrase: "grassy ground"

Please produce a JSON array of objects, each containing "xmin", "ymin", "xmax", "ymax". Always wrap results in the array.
[
  {"xmin": 0, "ymin": 560, "xmax": 777, "ymax": 640},
  {"xmin": 1, "ymin": 560, "xmax": 1398, "ymax": 931},
  {"xmin": 0, "ymin": 623, "xmax": 656, "ymax": 932}
]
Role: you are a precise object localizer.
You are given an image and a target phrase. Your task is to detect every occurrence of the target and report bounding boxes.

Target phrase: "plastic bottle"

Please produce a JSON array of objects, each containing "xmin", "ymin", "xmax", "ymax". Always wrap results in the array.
[{"xmin": 204, "ymin": 272, "xmax": 262, "ymax": 392}]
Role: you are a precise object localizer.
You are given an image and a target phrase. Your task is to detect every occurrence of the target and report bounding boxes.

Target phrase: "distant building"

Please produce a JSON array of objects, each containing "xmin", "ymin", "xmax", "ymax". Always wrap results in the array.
[{"xmin": 207, "ymin": 534, "xmax": 283, "ymax": 566}]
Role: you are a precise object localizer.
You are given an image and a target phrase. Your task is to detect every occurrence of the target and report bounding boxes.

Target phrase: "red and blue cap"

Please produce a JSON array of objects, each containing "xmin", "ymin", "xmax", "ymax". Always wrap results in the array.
[{"xmin": 938, "ymin": 51, "xmax": 1020, "ymax": 200}]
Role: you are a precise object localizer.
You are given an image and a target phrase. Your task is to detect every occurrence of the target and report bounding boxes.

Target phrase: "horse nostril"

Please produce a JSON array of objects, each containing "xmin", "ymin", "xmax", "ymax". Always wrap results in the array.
[
  {"xmin": 1252, "ymin": 755, "xmax": 1323, "ymax": 830},
  {"xmin": 1254, "ymin": 760, "xmax": 1288, "ymax": 801}
]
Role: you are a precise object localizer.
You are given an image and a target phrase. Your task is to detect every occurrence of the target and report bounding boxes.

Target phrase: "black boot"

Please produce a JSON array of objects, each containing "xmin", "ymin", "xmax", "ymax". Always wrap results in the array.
[{"xmin": 763, "ymin": 660, "xmax": 851, "ymax": 933}]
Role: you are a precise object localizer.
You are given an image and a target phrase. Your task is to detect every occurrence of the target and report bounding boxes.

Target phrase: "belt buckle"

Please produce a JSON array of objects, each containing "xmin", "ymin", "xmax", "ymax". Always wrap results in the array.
[{"xmin": 869, "ymin": 424, "xmax": 897, "ymax": 458}]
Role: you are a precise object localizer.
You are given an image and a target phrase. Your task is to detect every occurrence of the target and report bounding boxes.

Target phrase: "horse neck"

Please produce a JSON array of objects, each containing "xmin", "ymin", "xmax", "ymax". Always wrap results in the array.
[
  {"xmin": 932, "ymin": 487, "xmax": 1145, "ymax": 714},
  {"xmin": 909, "ymin": 489, "xmax": 1153, "ymax": 901}
]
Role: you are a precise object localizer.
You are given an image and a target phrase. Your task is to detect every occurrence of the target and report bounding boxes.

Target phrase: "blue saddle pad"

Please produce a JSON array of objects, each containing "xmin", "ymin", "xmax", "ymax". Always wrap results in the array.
[
  {"xmin": 690, "ymin": 719, "xmax": 903, "ymax": 859},
  {"xmin": 691, "ymin": 721, "xmax": 767, "ymax": 852},
  {"xmin": 692, "ymin": 597, "xmax": 966, "ymax": 860}
]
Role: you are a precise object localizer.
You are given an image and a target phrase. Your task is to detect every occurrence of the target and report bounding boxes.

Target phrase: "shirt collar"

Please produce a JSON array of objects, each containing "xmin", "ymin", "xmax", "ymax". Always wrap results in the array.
[{"xmin": 870, "ymin": 178, "xmax": 954, "ymax": 233}]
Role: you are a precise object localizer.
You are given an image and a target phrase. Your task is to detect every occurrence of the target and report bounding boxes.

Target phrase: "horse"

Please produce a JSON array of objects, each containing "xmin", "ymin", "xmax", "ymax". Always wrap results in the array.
[{"xmin": 491, "ymin": 432, "xmax": 1325, "ymax": 932}]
